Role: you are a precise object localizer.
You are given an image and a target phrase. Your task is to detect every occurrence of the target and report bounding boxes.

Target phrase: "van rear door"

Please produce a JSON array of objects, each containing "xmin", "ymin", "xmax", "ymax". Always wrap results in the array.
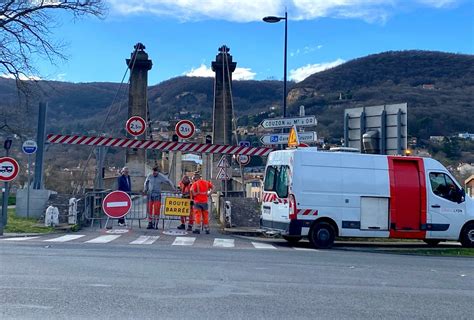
[{"xmin": 262, "ymin": 165, "xmax": 290, "ymax": 230}]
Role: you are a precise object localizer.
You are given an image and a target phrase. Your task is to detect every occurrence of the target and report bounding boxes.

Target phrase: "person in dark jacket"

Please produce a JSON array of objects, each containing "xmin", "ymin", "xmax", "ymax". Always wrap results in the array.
[{"xmin": 117, "ymin": 166, "xmax": 131, "ymax": 226}]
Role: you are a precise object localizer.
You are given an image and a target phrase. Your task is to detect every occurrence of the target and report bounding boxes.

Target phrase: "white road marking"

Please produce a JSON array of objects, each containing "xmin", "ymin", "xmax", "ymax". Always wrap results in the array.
[
  {"xmin": 293, "ymin": 247, "xmax": 319, "ymax": 251},
  {"xmin": 252, "ymin": 242, "xmax": 277, "ymax": 249},
  {"xmin": 130, "ymin": 235, "xmax": 159, "ymax": 245},
  {"xmin": 172, "ymin": 237, "xmax": 195, "ymax": 246},
  {"xmin": 213, "ymin": 238, "xmax": 235, "ymax": 248},
  {"xmin": 44, "ymin": 235, "xmax": 85, "ymax": 242},
  {"xmin": 85, "ymin": 235, "xmax": 121, "ymax": 244},
  {"xmin": 1, "ymin": 236, "xmax": 39, "ymax": 241},
  {"xmin": 106, "ymin": 201, "xmax": 128, "ymax": 208}
]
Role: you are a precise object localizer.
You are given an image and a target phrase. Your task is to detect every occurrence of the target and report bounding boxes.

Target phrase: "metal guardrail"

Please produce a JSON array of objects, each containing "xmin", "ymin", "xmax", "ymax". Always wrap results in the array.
[{"xmin": 83, "ymin": 191, "xmax": 182, "ymax": 228}]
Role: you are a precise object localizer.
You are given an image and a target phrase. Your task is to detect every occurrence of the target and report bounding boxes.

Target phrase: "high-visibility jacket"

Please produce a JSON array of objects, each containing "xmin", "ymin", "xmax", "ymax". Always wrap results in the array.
[
  {"xmin": 179, "ymin": 181, "xmax": 192, "ymax": 199},
  {"xmin": 191, "ymin": 179, "xmax": 213, "ymax": 203}
]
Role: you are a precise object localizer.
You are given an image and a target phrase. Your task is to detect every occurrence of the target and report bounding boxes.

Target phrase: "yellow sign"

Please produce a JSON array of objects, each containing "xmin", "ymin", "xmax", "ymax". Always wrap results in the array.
[
  {"xmin": 164, "ymin": 197, "xmax": 191, "ymax": 216},
  {"xmin": 288, "ymin": 125, "xmax": 300, "ymax": 148}
]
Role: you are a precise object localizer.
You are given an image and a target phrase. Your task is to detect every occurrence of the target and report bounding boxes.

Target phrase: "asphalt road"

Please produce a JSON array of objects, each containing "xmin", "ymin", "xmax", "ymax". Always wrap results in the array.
[{"xmin": 0, "ymin": 238, "xmax": 473, "ymax": 320}]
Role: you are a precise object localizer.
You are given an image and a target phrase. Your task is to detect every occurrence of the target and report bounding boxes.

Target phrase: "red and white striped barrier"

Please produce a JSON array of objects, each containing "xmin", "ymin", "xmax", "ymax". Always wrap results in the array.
[{"xmin": 46, "ymin": 134, "xmax": 274, "ymax": 156}]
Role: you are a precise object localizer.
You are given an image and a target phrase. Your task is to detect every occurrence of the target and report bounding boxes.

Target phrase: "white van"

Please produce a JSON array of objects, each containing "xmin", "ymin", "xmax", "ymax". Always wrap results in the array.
[{"xmin": 261, "ymin": 148, "xmax": 474, "ymax": 249}]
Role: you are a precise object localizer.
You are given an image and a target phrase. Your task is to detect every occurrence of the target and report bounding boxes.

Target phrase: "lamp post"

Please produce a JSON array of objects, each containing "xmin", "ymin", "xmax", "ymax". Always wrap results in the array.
[{"xmin": 263, "ymin": 10, "xmax": 288, "ymax": 118}]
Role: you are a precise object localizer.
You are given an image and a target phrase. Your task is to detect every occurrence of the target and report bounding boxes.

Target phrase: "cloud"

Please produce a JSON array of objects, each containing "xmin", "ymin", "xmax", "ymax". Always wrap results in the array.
[
  {"xmin": 185, "ymin": 64, "xmax": 256, "ymax": 80},
  {"xmin": 290, "ymin": 58, "xmax": 345, "ymax": 82},
  {"xmin": 0, "ymin": 73, "xmax": 41, "ymax": 81},
  {"xmin": 185, "ymin": 64, "xmax": 214, "ymax": 77},
  {"xmin": 108, "ymin": 0, "xmax": 462, "ymax": 23}
]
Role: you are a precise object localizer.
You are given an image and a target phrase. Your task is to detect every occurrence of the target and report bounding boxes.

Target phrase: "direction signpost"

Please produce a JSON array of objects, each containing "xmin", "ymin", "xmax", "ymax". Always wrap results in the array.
[
  {"xmin": 260, "ymin": 132, "xmax": 317, "ymax": 145},
  {"xmin": 22, "ymin": 140, "xmax": 37, "ymax": 218},
  {"xmin": 260, "ymin": 116, "xmax": 317, "ymax": 129}
]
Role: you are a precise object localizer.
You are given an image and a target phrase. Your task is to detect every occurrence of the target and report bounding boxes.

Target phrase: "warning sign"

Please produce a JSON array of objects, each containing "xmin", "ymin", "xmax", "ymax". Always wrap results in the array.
[{"xmin": 164, "ymin": 197, "xmax": 191, "ymax": 216}]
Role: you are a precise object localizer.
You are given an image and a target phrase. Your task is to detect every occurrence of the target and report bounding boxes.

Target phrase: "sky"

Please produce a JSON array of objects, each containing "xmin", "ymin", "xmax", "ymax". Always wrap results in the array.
[{"xmin": 29, "ymin": 0, "xmax": 474, "ymax": 85}]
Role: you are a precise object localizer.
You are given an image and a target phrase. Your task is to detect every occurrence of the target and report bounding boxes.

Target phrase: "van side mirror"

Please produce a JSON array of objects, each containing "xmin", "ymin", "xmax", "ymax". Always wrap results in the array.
[{"xmin": 457, "ymin": 189, "xmax": 466, "ymax": 204}]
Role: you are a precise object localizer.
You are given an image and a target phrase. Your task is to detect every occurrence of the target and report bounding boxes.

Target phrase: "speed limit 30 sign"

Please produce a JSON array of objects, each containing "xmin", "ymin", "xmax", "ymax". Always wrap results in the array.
[
  {"xmin": 175, "ymin": 120, "xmax": 195, "ymax": 139},
  {"xmin": 126, "ymin": 116, "xmax": 147, "ymax": 136}
]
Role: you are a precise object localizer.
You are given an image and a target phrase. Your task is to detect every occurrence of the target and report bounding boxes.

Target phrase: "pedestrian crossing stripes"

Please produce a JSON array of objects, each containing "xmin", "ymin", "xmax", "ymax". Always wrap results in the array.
[
  {"xmin": 251, "ymin": 242, "xmax": 277, "ymax": 249},
  {"xmin": 130, "ymin": 235, "xmax": 160, "ymax": 245},
  {"xmin": 172, "ymin": 237, "xmax": 195, "ymax": 246},
  {"xmin": 85, "ymin": 235, "xmax": 121, "ymax": 244},
  {"xmin": 213, "ymin": 238, "xmax": 235, "ymax": 248},
  {"xmin": 1, "ymin": 234, "xmax": 318, "ymax": 251},
  {"xmin": 1, "ymin": 236, "xmax": 39, "ymax": 241},
  {"xmin": 44, "ymin": 235, "xmax": 85, "ymax": 242}
]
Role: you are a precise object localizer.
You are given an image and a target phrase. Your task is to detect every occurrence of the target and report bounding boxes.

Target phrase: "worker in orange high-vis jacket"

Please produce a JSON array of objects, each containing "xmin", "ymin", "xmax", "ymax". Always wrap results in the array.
[
  {"xmin": 177, "ymin": 175, "xmax": 194, "ymax": 231},
  {"xmin": 190, "ymin": 172, "xmax": 214, "ymax": 234}
]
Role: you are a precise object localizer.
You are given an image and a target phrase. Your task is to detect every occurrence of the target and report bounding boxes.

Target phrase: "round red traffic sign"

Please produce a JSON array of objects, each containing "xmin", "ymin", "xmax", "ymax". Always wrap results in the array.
[
  {"xmin": 102, "ymin": 191, "xmax": 132, "ymax": 218},
  {"xmin": 175, "ymin": 120, "xmax": 195, "ymax": 139},
  {"xmin": 0, "ymin": 157, "xmax": 20, "ymax": 182},
  {"xmin": 237, "ymin": 154, "xmax": 251, "ymax": 166},
  {"xmin": 126, "ymin": 116, "xmax": 147, "ymax": 136}
]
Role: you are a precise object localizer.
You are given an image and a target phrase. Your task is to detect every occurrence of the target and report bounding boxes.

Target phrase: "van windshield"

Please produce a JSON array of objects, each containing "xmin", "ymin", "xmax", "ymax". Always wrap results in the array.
[{"xmin": 264, "ymin": 165, "xmax": 289, "ymax": 198}]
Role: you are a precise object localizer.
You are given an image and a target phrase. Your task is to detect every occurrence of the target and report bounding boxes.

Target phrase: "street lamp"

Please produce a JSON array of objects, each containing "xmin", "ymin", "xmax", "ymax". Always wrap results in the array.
[{"xmin": 263, "ymin": 10, "xmax": 288, "ymax": 118}]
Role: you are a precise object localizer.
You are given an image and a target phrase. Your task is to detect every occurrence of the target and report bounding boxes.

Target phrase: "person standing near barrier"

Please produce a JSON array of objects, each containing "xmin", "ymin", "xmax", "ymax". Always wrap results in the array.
[
  {"xmin": 117, "ymin": 166, "xmax": 131, "ymax": 227},
  {"xmin": 144, "ymin": 166, "xmax": 175, "ymax": 229},
  {"xmin": 190, "ymin": 172, "xmax": 213, "ymax": 234},
  {"xmin": 177, "ymin": 175, "xmax": 194, "ymax": 231}
]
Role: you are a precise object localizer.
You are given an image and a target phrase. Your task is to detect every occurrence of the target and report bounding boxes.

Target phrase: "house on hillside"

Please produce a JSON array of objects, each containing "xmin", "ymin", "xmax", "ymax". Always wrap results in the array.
[
  {"xmin": 429, "ymin": 136, "xmax": 445, "ymax": 143},
  {"xmin": 457, "ymin": 163, "xmax": 474, "ymax": 176},
  {"xmin": 422, "ymin": 84, "xmax": 435, "ymax": 90},
  {"xmin": 458, "ymin": 132, "xmax": 474, "ymax": 140}
]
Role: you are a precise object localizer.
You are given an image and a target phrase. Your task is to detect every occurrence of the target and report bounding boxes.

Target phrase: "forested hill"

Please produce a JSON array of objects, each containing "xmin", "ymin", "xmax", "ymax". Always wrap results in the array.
[
  {"xmin": 285, "ymin": 51, "xmax": 474, "ymax": 139},
  {"xmin": 0, "ymin": 50, "xmax": 472, "ymax": 141}
]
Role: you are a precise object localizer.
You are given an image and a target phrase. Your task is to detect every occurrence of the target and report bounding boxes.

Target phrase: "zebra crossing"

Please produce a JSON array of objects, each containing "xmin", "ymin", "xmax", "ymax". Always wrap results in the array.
[{"xmin": 0, "ymin": 234, "xmax": 318, "ymax": 251}]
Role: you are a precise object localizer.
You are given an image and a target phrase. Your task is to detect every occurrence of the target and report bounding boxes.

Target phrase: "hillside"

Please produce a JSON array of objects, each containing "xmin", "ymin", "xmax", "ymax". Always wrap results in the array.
[
  {"xmin": 0, "ymin": 50, "xmax": 472, "ymax": 142},
  {"xmin": 285, "ymin": 50, "xmax": 474, "ymax": 139}
]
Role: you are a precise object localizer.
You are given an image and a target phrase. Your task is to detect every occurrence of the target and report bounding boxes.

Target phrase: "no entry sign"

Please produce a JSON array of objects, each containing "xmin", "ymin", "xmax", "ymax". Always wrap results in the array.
[
  {"xmin": 0, "ymin": 157, "xmax": 20, "ymax": 182},
  {"xmin": 126, "ymin": 116, "xmax": 147, "ymax": 136},
  {"xmin": 175, "ymin": 120, "xmax": 195, "ymax": 139},
  {"xmin": 102, "ymin": 191, "xmax": 132, "ymax": 218}
]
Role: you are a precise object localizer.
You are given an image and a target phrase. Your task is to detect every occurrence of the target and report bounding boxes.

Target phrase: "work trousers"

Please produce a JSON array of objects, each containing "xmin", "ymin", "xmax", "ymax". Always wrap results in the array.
[
  {"xmin": 193, "ymin": 204, "xmax": 209, "ymax": 229},
  {"xmin": 148, "ymin": 200, "xmax": 161, "ymax": 222},
  {"xmin": 180, "ymin": 207, "xmax": 194, "ymax": 225}
]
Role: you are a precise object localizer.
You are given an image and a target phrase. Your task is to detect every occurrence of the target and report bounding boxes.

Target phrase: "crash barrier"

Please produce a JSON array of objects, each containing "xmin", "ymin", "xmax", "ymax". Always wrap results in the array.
[{"xmin": 84, "ymin": 190, "xmax": 184, "ymax": 228}]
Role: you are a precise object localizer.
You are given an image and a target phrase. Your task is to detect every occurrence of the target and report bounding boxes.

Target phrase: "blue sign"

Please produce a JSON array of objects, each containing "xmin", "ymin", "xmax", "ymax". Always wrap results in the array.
[
  {"xmin": 22, "ymin": 140, "xmax": 38, "ymax": 154},
  {"xmin": 239, "ymin": 141, "xmax": 251, "ymax": 147},
  {"xmin": 270, "ymin": 135, "xmax": 279, "ymax": 143}
]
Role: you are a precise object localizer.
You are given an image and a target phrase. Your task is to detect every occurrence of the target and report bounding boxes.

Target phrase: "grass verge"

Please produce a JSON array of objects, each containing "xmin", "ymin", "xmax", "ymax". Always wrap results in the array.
[
  {"xmin": 388, "ymin": 248, "xmax": 474, "ymax": 257},
  {"xmin": 4, "ymin": 208, "xmax": 55, "ymax": 234}
]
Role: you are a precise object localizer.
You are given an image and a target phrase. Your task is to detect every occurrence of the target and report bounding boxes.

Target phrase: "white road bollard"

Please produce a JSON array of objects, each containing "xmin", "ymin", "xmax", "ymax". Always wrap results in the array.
[
  {"xmin": 44, "ymin": 206, "xmax": 60, "ymax": 227},
  {"xmin": 225, "ymin": 201, "xmax": 232, "ymax": 228},
  {"xmin": 68, "ymin": 198, "xmax": 78, "ymax": 225}
]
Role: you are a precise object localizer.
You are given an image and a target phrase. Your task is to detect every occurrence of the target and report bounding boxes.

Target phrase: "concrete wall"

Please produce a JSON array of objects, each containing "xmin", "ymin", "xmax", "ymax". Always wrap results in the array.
[{"xmin": 16, "ymin": 189, "xmax": 56, "ymax": 218}]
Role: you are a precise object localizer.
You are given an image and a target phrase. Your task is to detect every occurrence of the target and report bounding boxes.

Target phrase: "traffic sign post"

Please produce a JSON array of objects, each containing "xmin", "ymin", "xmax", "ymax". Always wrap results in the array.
[
  {"xmin": 216, "ymin": 167, "xmax": 231, "ymax": 180},
  {"xmin": 260, "ymin": 116, "xmax": 317, "ymax": 129},
  {"xmin": 22, "ymin": 140, "xmax": 37, "ymax": 219},
  {"xmin": 237, "ymin": 154, "xmax": 251, "ymax": 166},
  {"xmin": 175, "ymin": 120, "xmax": 196, "ymax": 139},
  {"xmin": 102, "ymin": 191, "xmax": 132, "ymax": 228},
  {"xmin": 126, "ymin": 116, "xmax": 147, "ymax": 136},
  {"xmin": 260, "ymin": 132, "xmax": 317, "ymax": 145},
  {"xmin": 0, "ymin": 157, "xmax": 20, "ymax": 182}
]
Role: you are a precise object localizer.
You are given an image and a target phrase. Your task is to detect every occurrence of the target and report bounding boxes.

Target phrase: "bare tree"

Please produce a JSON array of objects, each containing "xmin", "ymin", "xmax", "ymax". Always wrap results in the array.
[{"xmin": 0, "ymin": 0, "xmax": 105, "ymax": 89}]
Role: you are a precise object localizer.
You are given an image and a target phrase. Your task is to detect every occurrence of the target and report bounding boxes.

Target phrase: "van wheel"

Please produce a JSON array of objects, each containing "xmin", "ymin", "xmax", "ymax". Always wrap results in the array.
[
  {"xmin": 423, "ymin": 239, "xmax": 441, "ymax": 247},
  {"xmin": 460, "ymin": 222, "xmax": 474, "ymax": 248},
  {"xmin": 309, "ymin": 222, "xmax": 335, "ymax": 249},
  {"xmin": 282, "ymin": 235, "xmax": 302, "ymax": 244}
]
